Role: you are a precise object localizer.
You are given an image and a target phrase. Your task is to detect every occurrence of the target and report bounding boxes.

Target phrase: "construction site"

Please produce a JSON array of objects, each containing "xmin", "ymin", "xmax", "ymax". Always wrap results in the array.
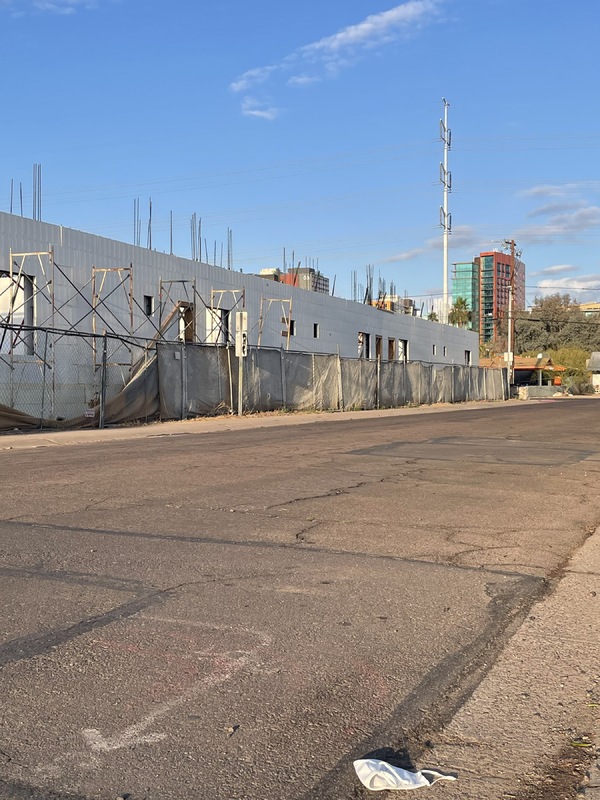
[{"xmin": 0, "ymin": 211, "xmax": 505, "ymax": 430}]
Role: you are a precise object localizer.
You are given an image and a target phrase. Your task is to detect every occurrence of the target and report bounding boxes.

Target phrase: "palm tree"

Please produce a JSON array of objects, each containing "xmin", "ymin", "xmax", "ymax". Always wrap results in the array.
[
  {"xmin": 448, "ymin": 296, "xmax": 472, "ymax": 328},
  {"xmin": 427, "ymin": 310, "xmax": 439, "ymax": 322}
]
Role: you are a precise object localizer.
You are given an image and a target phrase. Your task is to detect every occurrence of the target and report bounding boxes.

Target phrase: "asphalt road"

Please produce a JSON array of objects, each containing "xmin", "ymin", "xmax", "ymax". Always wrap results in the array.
[{"xmin": 1, "ymin": 399, "xmax": 600, "ymax": 800}]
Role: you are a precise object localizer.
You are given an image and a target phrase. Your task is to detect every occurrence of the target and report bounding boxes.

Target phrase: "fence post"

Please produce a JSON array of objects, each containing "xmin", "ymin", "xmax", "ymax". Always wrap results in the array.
[
  {"xmin": 337, "ymin": 351, "xmax": 344, "ymax": 411},
  {"xmin": 99, "ymin": 331, "xmax": 107, "ymax": 429},
  {"xmin": 312, "ymin": 353, "xmax": 316, "ymax": 410},
  {"xmin": 376, "ymin": 356, "xmax": 381, "ymax": 409},
  {"xmin": 40, "ymin": 330, "xmax": 49, "ymax": 428},
  {"xmin": 237, "ymin": 349, "xmax": 243, "ymax": 416},
  {"xmin": 180, "ymin": 340, "xmax": 187, "ymax": 420},
  {"xmin": 227, "ymin": 345, "xmax": 234, "ymax": 414},
  {"xmin": 280, "ymin": 347, "xmax": 286, "ymax": 410}
]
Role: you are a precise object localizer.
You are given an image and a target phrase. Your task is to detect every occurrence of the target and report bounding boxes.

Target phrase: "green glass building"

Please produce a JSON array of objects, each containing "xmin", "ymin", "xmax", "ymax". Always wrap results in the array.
[{"xmin": 451, "ymin": 260, "xmax": 480, "ymax": 332}]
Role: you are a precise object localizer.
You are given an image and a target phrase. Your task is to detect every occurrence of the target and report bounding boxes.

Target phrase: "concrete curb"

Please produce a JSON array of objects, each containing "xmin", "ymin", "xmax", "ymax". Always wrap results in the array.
[{"xmin": 0, "ymin": 396, "xmax": 586, "ymax": 452}]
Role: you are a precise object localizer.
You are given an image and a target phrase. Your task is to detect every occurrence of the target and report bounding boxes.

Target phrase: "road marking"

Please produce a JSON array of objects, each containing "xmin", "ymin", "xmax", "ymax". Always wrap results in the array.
[
  {"xmin": 82, "ymin": 653, "xmax": 248, "ymax": 752},
  {"xmin": 81, "ymin": 617, "xmax": 272, "ymax": 754}
]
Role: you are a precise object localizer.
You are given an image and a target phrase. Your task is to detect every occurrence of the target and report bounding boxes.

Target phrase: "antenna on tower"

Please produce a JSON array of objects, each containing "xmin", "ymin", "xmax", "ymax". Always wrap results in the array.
[{"xmin": 440, "ymin": 98, "xmax": 452, "ymax": 323}]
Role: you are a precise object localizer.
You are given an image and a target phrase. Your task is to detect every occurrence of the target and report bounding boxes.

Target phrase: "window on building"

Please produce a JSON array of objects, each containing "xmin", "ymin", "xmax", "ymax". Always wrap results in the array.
[
  {"xmin": 443, "ymin": 346, "xmax": 448, "ymax": 357},
  {"xmin": 465, "ymin": 349, "xmax": 472, "ymax": 366},
  {"xmin": 432, "ymin": 344, "xmax": 437, "ymax": 356},
  {"xmin": 398, "ymin": 339, "xmax": 408, "ymax": 363},
  {"xmin": 144, "ymin": 295, "xmax": 154, "ymax": 316},
  {"xmin": 0, "ymin": 272, "xmax": 34, "ymax": 355},
  {"xmin": 206, "ymin": 307, "xmax": 231, "ymax": 345},
  {"xmin": 313, "ymin": 323, "xmax": 319, "ymax": 338},
  {"xmin": 358, "ymin": 331, "xmax": 370, "ymax": 358},
  {"xmin": 289, "ymin": 319, "xmax": 296, "ymax": 336},
  {"xmin": 178, "ymin": 302, "xmax": 195, "ymax": 342}
]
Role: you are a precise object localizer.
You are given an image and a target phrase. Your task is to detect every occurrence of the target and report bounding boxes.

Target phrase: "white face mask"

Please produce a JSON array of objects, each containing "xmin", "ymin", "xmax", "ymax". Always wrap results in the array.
[{"xmin": 353, "ymin": 759, "xmax": 457, "ymax": 791}]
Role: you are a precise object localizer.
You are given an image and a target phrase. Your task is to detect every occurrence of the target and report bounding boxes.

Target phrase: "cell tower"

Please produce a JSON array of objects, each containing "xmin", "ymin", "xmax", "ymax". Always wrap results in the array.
[{"xmin": 439, "ymin": 98, "xmax": 452, "ymax": 323}]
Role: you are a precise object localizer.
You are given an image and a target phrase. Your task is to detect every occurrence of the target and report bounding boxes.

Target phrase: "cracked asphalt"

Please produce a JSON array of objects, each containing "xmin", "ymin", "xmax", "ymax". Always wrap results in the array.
[{"xmin": 1, "ymin": 399, "xmax": 599, "ymax": 799}]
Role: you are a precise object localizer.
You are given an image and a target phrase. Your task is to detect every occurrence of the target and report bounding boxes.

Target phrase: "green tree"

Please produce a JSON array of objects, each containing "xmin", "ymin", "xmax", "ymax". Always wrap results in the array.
[
  {"xmin": 514, "ymin": 293, "xmax": 600, "ymax": 354},
  {"xmin": 549, "ymin": 346, "xmax": 593, "ymax": 394},
  {"xmin": 427, "ymin": 310, "xmax": 438, "ymax": 322},
  {"xmin": 448, "ymin": 296, "xmax": 472, "ymax": 328}
]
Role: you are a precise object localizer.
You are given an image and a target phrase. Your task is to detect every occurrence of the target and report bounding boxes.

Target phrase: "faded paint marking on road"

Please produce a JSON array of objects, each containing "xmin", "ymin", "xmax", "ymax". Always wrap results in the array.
[{"xmin": 81, "ymin": 617, "xmax": 272, "ymax": 754}]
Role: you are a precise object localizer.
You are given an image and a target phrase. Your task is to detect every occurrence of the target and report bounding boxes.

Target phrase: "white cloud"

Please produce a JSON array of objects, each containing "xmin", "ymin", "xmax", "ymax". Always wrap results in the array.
[
  {"xmin": 520, "ymin": 183, "xmax": 582, "ymax": 199},
  {"xmin": 299, "ymin": 0, "xmax": 440, "ymax": 60},
  {"xmin": 229, "ymin": 1, "xmax": 442, "ymax": 118},
  {"xmin": 537, "ymin": 274, "xmax": 600, "ymax": 297},
  {"xmin": 241, "ymin": 97, "xmax": 279, "ymax": 122},
  {"xmin": 526, "ymin": 202, "xmax": 585, "ymax": 218},
  {"xmin": 531, "ymin": 264, "xmax": 579, "ymax": 277},
  {"xmin": 520, "ymin": 181, "xmax": 600, "ymax": 201},
  {"xmin": 287, "ymin": 73, "xmax": 321, "ymax": 87},
  {"xmin": 230, "ymin": 66, "xmax": 279, "ymax": 94},
  {"xmin": 383, "ymin": 224, "xmax": 480, "ymax": 264},
  {"xmin": 517, "ymin": 205, "xmax": 600, "ymax": 241},
  {"xmin": 1, "ymin": 0, "xmax": 99, "ymax": 12}
]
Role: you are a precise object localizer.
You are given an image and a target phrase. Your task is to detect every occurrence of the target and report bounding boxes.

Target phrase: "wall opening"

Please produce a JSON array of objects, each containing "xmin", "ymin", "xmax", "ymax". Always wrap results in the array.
[
  {"xmin": 144, "ymin": 295, "xmax": 154, "ymax": 316},
  {"xmin": 206, "ymin": 307, "xmax": 230, "ymax": 345},
  {"xmin": 398, "ymin": 339, "xmax": 408, "ymax": 362},
  {"xmin": 178, "ymin": 302, "xmax": 195, "ymax": 342},
  {"xmin": 358, "ymin": 331, "xmax": 370, "ymax": 358},
  {"xmin": 388, "ymin": 338, "xmax": 396, "ymax": 360},
  {"xmin": 0, "ymin": 272, "xmax": 35, "ymax": 355}
]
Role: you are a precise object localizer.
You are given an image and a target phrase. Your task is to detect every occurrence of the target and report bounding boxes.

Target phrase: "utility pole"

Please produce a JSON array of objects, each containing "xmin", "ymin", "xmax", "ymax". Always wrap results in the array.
[
  {"xmin": 507, "ymin": 281, "xmax": 514, "ymax": 387},
  {"xmin": 504, "ymin": 238, "xmax": 518, "ymax": 386},
  {"xmin": 440, "ymin": 98, "xmax": 452, "ymax": 323}
]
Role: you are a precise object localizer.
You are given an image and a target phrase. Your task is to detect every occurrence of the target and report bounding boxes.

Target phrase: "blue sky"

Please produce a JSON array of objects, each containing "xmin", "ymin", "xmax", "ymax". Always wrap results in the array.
[{"xmin": 2, "ymin": 0, "xmax": 599, "ymax": 309}]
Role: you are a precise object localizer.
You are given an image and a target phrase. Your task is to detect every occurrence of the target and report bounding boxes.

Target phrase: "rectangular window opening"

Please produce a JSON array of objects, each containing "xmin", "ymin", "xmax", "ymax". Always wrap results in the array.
[
  {"xmin": 144, "ymin": 295, "xmax": 154, "ymax": 316},
  {"xmin": 358, "ymin": 331, "xmax": 370, "ymax": 359},
  {"xmin": 0, "ymin": 272, "xmax": 35, "ymax": 355},
  {"xmin": 398, "ymin": 339, "xmax": 408, "ymax": 363},
  {"xmin": 313, "ymin": 322, "xmax": 319, "ymax": 338}
]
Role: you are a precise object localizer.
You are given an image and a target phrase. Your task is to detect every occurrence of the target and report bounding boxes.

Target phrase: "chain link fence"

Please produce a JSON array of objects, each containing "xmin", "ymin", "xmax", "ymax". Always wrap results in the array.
[
  {"xmin": 0, "ymin": 326, "xmax": 508, "ymax": 431},
  {"xmin": 157, "ymin": 343, "xmax": 508, "ymax": 418}
]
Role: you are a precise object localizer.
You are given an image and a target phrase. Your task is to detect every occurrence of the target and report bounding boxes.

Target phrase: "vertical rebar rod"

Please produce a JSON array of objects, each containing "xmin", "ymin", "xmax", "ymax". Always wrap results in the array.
[{"xmin": 99, "ymin": 331, "xmax": 108, "ymax": 429}]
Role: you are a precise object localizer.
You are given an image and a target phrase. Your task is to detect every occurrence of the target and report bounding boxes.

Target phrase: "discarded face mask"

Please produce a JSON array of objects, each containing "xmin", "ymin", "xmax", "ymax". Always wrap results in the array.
[{"xmin": 353, "ymin": 759, "xmax": 457, "ymax": 791}]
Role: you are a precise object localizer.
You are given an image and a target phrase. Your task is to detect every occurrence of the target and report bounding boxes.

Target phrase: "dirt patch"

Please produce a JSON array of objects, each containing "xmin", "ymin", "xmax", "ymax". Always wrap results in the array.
[{"xmin": 505, "ymin": 743, "xmax": 597, "ymax": 799}]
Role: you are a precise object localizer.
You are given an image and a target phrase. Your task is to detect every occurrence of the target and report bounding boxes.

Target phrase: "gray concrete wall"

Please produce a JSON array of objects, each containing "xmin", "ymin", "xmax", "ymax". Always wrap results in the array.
[{"xmin": 0, "ymin": 211, "xmax": 478, "ymax": 365}]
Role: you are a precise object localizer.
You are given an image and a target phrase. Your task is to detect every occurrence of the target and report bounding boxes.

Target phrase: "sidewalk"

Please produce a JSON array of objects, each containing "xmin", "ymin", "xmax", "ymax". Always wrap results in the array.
[
  {"xmin": 430, "ymin": 525, "xmax": 600, "ymax": 799},
  {"xmin": 0, "ymin": 397, "xmax": 552, "ymax": 451}
]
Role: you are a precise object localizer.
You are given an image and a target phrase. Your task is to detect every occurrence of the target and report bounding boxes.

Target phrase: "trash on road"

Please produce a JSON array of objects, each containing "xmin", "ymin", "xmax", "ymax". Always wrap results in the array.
[{"xmin": 353, "ymin": 758, "xmax": 457, "ymax": 791}]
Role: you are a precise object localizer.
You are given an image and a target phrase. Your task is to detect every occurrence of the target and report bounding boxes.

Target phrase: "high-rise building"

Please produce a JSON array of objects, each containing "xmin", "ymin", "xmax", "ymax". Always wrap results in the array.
[
  {"xmin": 452, "ymin": 261, "xmax": 480, "ymax": 332},
  {"xmin": 452, "ymin": 249, "xmax": 525, "ymax": 344}
]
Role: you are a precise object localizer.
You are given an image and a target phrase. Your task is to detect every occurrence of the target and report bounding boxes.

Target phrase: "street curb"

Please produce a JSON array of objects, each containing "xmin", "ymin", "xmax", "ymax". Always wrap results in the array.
[{"xmin": 0, "ymin": 396, "xmax": 590, "ymax": 452}]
